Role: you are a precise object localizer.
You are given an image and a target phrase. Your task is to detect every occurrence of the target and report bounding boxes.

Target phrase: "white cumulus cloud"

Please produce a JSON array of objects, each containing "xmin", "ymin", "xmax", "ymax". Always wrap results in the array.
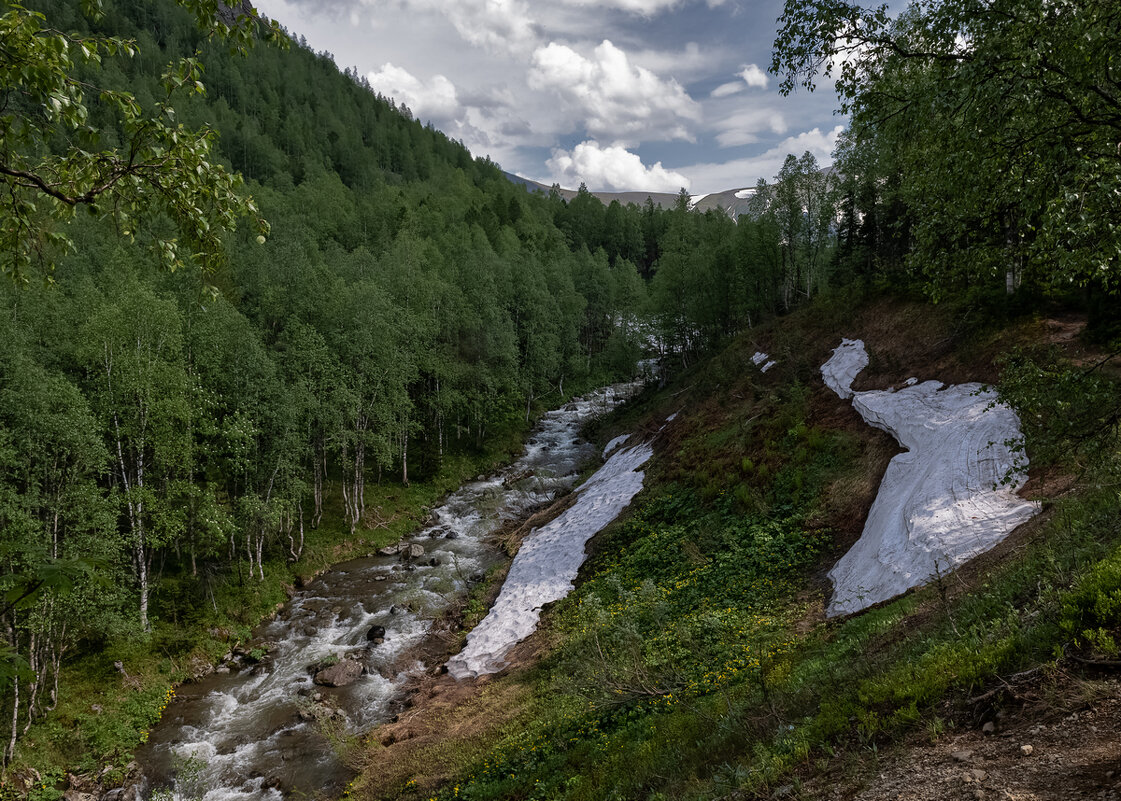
[
  {"xmin": 443, "ymin": 0, "xmax": 538, "ymax": 54},
  {"xmin": 738, "ymin": 63, "xmax": 769, "ymax": 89},
  {"xmin": 366, "ymin": 63, "xmax": 461, "ymax": 123},
  {"xmin": 546, "ymin": 141, "xmax": 691, "ymax": 192},
  {"xmin": 529, "ymin": 40, "xmax": 701, "ymax": 142}
]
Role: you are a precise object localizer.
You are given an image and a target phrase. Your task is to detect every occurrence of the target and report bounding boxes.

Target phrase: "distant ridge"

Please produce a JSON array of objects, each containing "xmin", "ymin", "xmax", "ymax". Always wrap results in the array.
[{"xmin": 502, "ymin": 171, "xmax": 759, "ymax": 219}]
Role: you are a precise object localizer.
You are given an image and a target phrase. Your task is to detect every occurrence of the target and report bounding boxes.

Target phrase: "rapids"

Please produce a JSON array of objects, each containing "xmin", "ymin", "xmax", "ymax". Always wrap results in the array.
[{"xmin": 138, "ymin": 381, "xmax": 641, "ymax": 801}]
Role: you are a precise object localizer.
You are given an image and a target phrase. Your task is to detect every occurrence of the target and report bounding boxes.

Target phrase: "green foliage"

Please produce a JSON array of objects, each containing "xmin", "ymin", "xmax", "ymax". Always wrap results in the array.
[
  {"xmin": 0, "ymin": 0, "xmax": 276, "ymax": 282},
  {"xmin": 997, "ymin": 346, "xmax": 1121, "ymax": 471},
  {"xmin": 773, "ymin": 0, "xmax": 1121, "ymax": 297},
  {"xmin": 1060, "ymin": 546, "xmax": 1121, "ymax": 656}
]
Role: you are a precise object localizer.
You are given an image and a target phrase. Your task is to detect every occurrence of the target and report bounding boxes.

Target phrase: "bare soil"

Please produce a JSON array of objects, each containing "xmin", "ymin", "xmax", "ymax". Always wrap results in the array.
[{"xmin": 795, "ymin": 671, "xmax": 1121, "ymax": 801}]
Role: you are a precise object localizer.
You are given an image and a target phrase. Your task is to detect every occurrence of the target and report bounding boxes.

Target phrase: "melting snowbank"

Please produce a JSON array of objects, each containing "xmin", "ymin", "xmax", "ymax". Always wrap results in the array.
[
  {"xmin": 448, "ymin": 441, "xmax": 653, "ymax": 678},
  {"xmin": 820, "ymin": 338, "xmax": 868, "ymax": 400},
  {"xmin": 822, "ymin": 340, "xmax": 1040, "ymax": 616}
]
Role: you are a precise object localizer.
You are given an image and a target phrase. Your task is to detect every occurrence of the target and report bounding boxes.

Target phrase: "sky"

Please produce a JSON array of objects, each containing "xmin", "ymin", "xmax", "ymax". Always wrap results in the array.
[{"xmin": 254, "ymin": 0, "xmax": 847, "ymax": 195}]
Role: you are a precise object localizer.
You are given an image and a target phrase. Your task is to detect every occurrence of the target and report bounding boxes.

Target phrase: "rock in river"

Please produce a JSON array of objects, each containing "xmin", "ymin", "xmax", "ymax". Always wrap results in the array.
[{"xmin": 313, "ymin": 659, "xmax": 364, "ymax": 688}]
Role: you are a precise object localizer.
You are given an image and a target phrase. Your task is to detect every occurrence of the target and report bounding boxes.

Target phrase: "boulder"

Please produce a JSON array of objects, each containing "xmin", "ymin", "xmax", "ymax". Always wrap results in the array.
[
  {"xmin": 377, "ymin": 545, "xmax": 400, "ymax": 556},
  {"xmin": 366, "ymin": 625, "xmax": 386, "ymax": 641},
  {"xmin": 444, "ymin": 531, "xmax": 459, "ymax": 540},
  {"xmin": 313, "ymin": 658, "xmax": 364, "ymax": 688},
  {"xmin": 406, "ymin": 544, "xmax": 425, "ymax": 559}
]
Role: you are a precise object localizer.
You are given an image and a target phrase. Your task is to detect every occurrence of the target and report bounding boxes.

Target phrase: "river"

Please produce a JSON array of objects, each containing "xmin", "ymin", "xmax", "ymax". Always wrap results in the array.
[{"xmin": 136, "ymin": 381, "xmax": 640, "ymax": 801}]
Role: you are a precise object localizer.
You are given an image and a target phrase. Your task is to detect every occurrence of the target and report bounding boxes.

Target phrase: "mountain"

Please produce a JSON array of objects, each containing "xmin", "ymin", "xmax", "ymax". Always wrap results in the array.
[{"xmin": 502, "ymin": 171, "xmax": 759, "ymax": 219}]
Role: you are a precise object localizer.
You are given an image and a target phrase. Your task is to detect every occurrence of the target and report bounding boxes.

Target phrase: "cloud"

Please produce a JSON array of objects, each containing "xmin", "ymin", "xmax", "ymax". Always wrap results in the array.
[
  {"xmin": 714, "ymin": 108, "xmax": 788, "ymax": 148},
  {"xmin": 710, "ymin": 81, "xmax": 743, "ymax": 98},
  {"xmin": 366, "ymin": 63, "xmax": 461, "ymax": 123},
  {"xmin": 679, "ymin": 125, "xmax": 845, "ymax": 193},
  {"xmin": 546, "ymin": 141, "xmax": 691, "ymax": 192},
  {"xmin": 709, "ymin": 63, "xmax": 768, "ymax": 98},
  {"xmin": 442, "ymin": 0, "xmax": 538, "ymax": 54},
  {"xmin": 286, "ymin": 0, "xmax": 538, "ymax": 54},
  {"xmin": 555, "ymin": 0, "xmax": 729, "ymax": 15},
  {"xmin": 738, "ymin": 63, "xmax": 769, "ymax": 89},
  {"xmin": 528, "ymin": 40, "xmax": 701, "ymax": 142}
]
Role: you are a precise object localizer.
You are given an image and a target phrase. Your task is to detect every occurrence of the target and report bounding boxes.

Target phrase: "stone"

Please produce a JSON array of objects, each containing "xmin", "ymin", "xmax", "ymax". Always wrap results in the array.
[
  {"xmin": 983, "ymin": 721, "xmax": 996, "ymax": 735},
  {"xmin": 1021, "ymin": 744, "xmax": 1034, "ymax": 756},
  {"xmin": 377, "ymin": 545, "xmax": 399, "ymax": 556},
  {"xmin": 407, "ymin": 544, "xmax": 425, "ymax": 559},
  {"xmin": 951, "ymin": 750, "xmax": 975, "ymax": 763},
  {"xmin": 301, "ymin": 625, "xmax": 317, "ymax": 637},
  {"xmin": 445, "ymin": 531, "xmax": 459, "ymax": 540},
  {"xmin": 313, "ymin": 658, "xmax": 364, "ymax": 688},
  {"xmin": 366, "ymin": 625, "xmax": 386, "ymax": 641},
  {"xmin": 374, "ymin": 575, "xmax": 387, "ymax": 582},
  {"xmin": 68, "ymin": 775, "xmax": 97, "ymax": 793},
  {"xmin": 971, "ymin": 769, "xmax": 988, "ymax": 783},
  {"xmin": 216, "ymin": 666, "xmax": 231, "ymax": 674}
]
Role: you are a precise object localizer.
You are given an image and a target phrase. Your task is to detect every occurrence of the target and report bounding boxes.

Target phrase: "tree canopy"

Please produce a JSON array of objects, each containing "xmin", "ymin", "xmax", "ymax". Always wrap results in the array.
[{"xmin": 773, "ymin": 0, "xmax": 1121, "ymax": 297}]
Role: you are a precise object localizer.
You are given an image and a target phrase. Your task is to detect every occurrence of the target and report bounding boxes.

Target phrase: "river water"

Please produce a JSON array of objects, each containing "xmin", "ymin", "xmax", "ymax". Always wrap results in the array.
[{"xmin": 138, "ymin": 382, "xmax": 640, "ymax": 801}]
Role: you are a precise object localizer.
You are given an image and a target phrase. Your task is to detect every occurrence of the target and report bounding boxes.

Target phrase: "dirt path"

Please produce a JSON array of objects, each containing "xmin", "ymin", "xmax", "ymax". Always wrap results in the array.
[{"xmin": 797, "ymin": 674, "xmax": 1121, "ymax": 801}]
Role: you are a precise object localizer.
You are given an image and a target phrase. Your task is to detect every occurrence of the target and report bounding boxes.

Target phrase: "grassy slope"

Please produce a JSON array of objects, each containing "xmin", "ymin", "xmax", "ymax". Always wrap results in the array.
[{"xmin": 353, "ymin": 288, "xmax": 1121, "ymax": 801}]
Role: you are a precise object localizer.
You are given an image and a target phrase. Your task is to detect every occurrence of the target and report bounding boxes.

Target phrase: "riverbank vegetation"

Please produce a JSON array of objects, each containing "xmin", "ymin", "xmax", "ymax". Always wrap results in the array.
[{"xmin": 4, "ymin": 0, "xmax": 1121, "ymax": 796}]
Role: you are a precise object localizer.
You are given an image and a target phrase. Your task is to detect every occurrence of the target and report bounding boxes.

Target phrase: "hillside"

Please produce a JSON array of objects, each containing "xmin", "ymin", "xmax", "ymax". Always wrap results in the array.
[{"xmin": 343, "ymin": 290, "xmax": 1121, "ymax": 801}]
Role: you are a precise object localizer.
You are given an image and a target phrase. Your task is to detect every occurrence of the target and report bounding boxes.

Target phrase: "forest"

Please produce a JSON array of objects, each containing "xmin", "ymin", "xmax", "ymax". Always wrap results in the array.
[
  {"xmin": 3, "ymin": 0, "xmax": 1120, "ymax": 797},
  {"xmin": 0, "ymin": 0, "xmax": 844, "ymax": 777}
]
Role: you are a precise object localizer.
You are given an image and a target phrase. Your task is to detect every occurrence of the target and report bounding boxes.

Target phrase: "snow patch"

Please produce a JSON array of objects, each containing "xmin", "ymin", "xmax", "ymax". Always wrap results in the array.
[
  {"xmin": 603, "ymin": 434, "xmax": 629, "ymax": 458},
  {"xmin": 823, "ymin": 340, "xmax": 1041, "ymax": 616},
  {"xmin": 734, "ymin": 188, "xmax": 755, "ymax": 199},
  {"xmin": 752, "ymin": 351, "xmax": 777, "ymax": 372},
  {"xmin": 447, "ymin": 442, "xmax": 653, "ymax": 678},
  {"xmin": 821, "ymin": 339, "xmax": 869, "ymax": 400},
  {"xmin": 689, "ymin": 193, "xmax": 709, "ymax": 208}
]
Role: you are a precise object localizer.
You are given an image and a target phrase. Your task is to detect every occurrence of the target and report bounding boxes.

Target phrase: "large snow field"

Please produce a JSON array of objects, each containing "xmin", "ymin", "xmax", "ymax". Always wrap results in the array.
[{"xmin": 821, "ymin": 340, "xmax": 1040, "ymax": 616}]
